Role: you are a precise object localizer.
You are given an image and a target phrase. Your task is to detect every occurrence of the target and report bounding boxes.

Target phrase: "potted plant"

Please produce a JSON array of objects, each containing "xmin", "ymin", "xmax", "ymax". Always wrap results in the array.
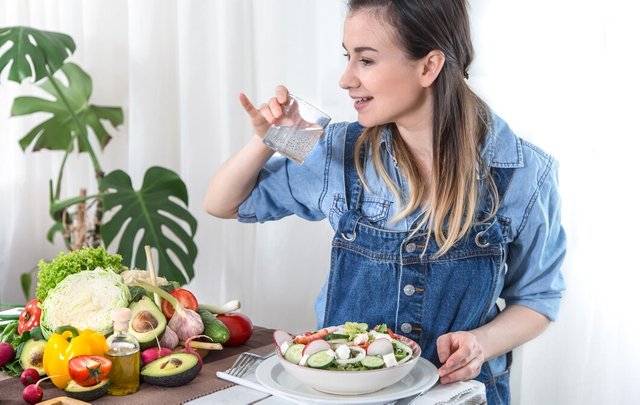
[{"xmin": 0, "ymin": 26, "xmax": 198, "ymax": 297}]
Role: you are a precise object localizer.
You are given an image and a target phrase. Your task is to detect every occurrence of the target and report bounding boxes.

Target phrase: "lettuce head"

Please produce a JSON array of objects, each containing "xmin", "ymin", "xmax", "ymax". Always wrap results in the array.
[{"xmin": 41, "ymin": 268, "xmax": 131, "ymax": 337}]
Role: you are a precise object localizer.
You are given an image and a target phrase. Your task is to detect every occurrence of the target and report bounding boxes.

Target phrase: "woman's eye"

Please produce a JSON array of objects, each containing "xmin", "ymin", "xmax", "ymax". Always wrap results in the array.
[{"xmin": 359, "ymin": 58, "xmax": 372, "ymax": 66}]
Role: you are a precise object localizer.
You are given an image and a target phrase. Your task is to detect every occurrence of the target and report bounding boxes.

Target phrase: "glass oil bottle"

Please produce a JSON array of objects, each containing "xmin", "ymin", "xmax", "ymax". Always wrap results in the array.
[{"xmin": 106, "ymin": 307, "xmax": 140, "ymax": 395}]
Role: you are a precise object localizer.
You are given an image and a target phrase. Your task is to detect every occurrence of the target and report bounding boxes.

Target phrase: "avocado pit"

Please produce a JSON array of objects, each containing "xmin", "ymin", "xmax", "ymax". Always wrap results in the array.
[{"xmin": 132, "ymin": 311, "xmax": 159, "ymax": 332}]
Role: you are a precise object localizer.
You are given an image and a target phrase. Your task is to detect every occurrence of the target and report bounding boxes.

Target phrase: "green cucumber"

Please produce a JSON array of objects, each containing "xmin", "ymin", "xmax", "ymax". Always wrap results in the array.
[
  {"xmin": 323, "ymin": 333, "xmax": 349, "ymax": 341},
  {"xmin": 306, "ymin": 350, "xmax": 335, "ymax": 369},
  {"xmin": 392, "ymin": 340, "xmax": 412, "ymax": 361},
  {"xmin": 361, "ymin": 355, "xmax": 385, "ymax": 369},
  {"xmin": 197, "ymin": 308, "xmax": 230, "ymax": 344},
  {"xmin": 284, "ymin": 343, "xmax": 305, "ymax": 364}
]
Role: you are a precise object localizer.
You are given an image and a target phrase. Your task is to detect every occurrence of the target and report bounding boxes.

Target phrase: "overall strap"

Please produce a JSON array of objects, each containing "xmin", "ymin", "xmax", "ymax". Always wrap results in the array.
[
  {"xmin": 337, "ymin": 122, "xmax": 367, "ymax": 239},
  {"xmin": 491, "ymin": 167, "xmax": 515, "ymax": 202},
  {"xmin": 343, "ymin": 122, "xmax": 366, "ymax": 210},
  {"xmin": 486, "ymin": 166, "xmax": 515, "ymax": 212},
  {"xmin": 474, "ymin": 166, "xmax": 516, "ymax": 247}
]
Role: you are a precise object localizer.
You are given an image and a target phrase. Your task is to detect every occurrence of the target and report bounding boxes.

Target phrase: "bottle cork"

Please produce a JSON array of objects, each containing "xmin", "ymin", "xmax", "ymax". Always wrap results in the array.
[{"xmin": 112, "ymin": 307, "xmax": 131, "ymax": 331}]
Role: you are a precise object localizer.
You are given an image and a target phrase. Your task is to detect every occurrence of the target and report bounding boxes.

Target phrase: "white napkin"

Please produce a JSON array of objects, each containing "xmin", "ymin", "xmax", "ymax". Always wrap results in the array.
[
  {"xmin": 215, "ymin": 370, "xmax": 302, "ymax": 404},
  {"xmin": 411, "ymin": 381, "xmax": 486, "ymax": 405}
]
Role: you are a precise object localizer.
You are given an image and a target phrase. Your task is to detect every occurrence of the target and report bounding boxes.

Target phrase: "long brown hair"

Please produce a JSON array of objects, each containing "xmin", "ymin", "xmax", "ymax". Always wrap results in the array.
[{"xmin": 348, "ymin": 0, "xmax": 497, "ymax": 256}]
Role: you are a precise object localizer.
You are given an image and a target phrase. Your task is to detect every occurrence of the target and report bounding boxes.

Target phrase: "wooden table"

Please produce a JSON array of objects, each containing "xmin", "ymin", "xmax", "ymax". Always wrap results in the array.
[
  {"xmin": 0, "ymin": 327, "xmax": 276, "ymax": 404},
  {"xmin": 1, "ymin": 326, "xmax": 486, "ymax": 404}
]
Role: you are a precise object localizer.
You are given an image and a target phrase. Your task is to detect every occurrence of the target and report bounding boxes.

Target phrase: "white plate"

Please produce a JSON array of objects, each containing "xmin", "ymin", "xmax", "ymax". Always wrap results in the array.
[{"xmin": 255, "ymin": 355, "xmax": 438, "ymax": 404}]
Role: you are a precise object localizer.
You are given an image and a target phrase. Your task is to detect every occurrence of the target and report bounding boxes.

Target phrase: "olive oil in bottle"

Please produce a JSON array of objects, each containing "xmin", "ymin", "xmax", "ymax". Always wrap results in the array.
[{"xmin": 106, "ymin": 308, "xmax": 140, "ymax": 395}]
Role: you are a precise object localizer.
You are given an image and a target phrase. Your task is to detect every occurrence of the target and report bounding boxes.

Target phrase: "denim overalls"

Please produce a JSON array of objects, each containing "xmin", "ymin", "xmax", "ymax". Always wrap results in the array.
[{"xmin": 322, "ymin": 123, "xmax": 513, "ymax": 404}]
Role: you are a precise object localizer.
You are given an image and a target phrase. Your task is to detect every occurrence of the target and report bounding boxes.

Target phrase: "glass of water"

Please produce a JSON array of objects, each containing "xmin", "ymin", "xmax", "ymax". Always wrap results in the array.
[{"xmin": 262, "ymin": 94, "xmax": 331, "ymax": 164}]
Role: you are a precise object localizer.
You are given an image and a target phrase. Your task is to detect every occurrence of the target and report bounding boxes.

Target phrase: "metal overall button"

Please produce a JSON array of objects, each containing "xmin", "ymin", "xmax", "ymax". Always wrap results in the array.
[
  {"xmin": 341, "ymin": 231, "xmax": 357, "ymax": 242},
  {"xmin": 475, "ymin": 230, "xmax": 490, "ymax": 248},
  {"xmin": 405, "ymin": 242, "xmax": 417, "ymax": 253},
  {"xmin": 403, "ymin": 284, "xmax": 416, "ymax": 296},
  {"xmin": 400, "ymin": 323, "xmax": 413, "ymax": 334}
]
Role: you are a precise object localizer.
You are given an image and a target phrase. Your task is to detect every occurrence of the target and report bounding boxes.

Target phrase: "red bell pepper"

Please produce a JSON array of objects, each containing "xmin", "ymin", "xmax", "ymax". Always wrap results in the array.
[{"xmin": 18, "ymin": 299, "xmax": 42, "ymax": 335}]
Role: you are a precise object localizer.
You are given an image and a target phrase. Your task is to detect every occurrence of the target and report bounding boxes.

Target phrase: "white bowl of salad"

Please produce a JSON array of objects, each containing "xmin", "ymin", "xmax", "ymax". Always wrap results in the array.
[{"xmin": 273, "ymin": 322, "xmax": 422, "ymax": 395}]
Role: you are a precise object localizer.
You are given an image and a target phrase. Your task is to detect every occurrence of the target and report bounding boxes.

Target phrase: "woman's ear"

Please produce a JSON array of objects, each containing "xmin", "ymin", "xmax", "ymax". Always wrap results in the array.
[{"xmin": 419, "ymin": 50, "xmax": 446, "ymax": 87}]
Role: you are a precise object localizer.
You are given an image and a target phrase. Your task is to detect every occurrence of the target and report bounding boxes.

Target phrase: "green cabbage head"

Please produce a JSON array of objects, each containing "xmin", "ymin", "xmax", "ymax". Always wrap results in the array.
[{"xmin": 41, "ymin": 268, "xmax": 131, "ymax": 338}]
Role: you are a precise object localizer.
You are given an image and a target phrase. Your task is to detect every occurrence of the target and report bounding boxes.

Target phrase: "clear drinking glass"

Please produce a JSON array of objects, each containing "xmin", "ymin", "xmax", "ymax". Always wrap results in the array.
[{"xmin": 262, "ymin": 94, "xmax": 331, "ymax": 164}]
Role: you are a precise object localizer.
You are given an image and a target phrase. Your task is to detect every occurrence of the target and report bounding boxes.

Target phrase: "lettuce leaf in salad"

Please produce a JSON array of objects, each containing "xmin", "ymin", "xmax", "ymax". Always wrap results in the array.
[{"xmin": 344, "ymin": 322, "xmax": 369, "ymax": 340}]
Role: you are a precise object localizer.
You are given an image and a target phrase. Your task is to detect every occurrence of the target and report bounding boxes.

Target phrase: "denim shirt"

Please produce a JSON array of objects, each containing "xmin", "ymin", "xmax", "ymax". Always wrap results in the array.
[{"xmin": 238, "ymin": 114, "xmax": 566, "ymax": 322}]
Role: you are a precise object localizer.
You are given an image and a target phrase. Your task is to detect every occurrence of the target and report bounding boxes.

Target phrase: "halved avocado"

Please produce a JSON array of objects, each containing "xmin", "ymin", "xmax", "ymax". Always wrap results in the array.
[
  {"xmin": 65, "ymin": 378, "xmax": 109, "ymax": 401},
  {"xmin": 141, "ymin": 353, "xmax": 201, "ymax": 387},
  {"xmin": 128, "ymin": 296, "xmax": 167, "ymax": 349},
  {"xmin": 19, "ymin": 339, "xmax": 46, "ymax": 376}
]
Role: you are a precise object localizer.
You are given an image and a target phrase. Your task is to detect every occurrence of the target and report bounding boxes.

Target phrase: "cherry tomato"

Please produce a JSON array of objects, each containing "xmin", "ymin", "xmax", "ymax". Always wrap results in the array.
[
  {"xmin": 216, "ymin": 313, "xmax": 253, "ymax": 346},
  {"xmin": 68, "ymin": 355, "xmax": 112, "ymax": 387},
  {"xmin": 161, "ymin": 288, "xmax": 199, "ymax": 319}
]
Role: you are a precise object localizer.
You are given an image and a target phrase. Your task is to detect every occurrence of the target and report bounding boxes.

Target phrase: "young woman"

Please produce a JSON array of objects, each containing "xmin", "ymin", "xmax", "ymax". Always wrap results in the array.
[{"xmin": 205, "ymin": 1, "xmax": 565, "ymax": 403}]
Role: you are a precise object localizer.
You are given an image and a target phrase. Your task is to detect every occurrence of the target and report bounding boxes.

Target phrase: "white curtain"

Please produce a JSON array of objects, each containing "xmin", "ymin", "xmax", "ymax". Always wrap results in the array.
[{"xmin": 1, "ymin": 1, "xmax": 638, "ymax": 403}]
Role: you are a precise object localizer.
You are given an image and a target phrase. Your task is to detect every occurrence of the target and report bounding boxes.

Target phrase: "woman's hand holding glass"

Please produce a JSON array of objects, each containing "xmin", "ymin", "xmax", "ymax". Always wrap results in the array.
[{"xmin": 238, "ymin": 85, "xmax": 291, "ymax": 138}]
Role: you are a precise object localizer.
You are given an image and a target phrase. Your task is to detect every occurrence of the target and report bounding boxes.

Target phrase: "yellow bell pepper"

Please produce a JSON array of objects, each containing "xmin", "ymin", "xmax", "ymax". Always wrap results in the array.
[{"xmin": 43, "ymin": 326, "xmax": 108, "ymax": 388}]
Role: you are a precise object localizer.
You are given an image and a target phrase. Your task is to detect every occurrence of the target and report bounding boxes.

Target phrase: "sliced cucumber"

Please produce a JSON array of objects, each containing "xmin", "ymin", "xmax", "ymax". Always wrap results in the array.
[
  {"xmin": 284, "ymin": 343, "xmax": 305, "ymax": 364},
  {"xmin": 362, "ymin": 355, "xmax": 385, "ymax": 369},
  {"xmin": 306, "ymin": 350, "xmax": 335, "ymax": 369},
  {"xmin": 323, "ymin": 333, "xmax": 349, "ymax": 341},
  {"xmin": 392, "ymin": 340, "xmax": 412, "ymax": 362}
]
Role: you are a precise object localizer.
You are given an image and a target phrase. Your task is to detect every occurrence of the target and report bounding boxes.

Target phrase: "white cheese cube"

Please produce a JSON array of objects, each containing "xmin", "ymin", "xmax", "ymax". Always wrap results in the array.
[
  {"xmin": 335, "ymin": 344, "xmax": 351, "ymax": 360},
  {"xmin": 383, "ymin": 352, "xmax": 398, "ymax": 368}
]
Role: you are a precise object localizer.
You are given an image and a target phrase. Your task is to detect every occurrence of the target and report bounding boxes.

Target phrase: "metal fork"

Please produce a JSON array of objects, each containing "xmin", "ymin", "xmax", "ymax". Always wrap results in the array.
[{"xmin": 226, "ymin": 350, "xmax": 276, "ymax": 378}]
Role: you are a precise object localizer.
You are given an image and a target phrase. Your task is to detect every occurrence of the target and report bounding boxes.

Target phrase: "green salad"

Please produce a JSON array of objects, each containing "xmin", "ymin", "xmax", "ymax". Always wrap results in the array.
[{"xmin": 274, "ymin": 322, "xmax": 415, "ymax": 371}]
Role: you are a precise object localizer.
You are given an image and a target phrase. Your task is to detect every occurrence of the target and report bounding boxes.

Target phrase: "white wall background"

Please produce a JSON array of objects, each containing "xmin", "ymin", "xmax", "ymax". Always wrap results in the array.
[{"xmin": 1, "ymin": 1, "xmax": 639, "ymax": 403}]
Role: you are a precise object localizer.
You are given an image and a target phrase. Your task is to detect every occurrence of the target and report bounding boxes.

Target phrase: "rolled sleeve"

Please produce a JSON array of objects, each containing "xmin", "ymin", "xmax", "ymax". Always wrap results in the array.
[
  {"xmin": 501, "ymin": 157, "xmax": 567, "ymax": 321},
  {"xmin": 237, "ymin": 124, "xmax": 338, "ymax": 223}
]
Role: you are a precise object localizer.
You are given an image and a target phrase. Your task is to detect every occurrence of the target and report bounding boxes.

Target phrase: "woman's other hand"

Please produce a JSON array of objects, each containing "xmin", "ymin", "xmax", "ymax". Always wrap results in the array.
[
  {"xmin": 436, "ymin": 331, "xmax": 485, "ymax": 384},
  {"xmin": 239, "ymin": 85, "xmax": 290, "ymax": 138}
]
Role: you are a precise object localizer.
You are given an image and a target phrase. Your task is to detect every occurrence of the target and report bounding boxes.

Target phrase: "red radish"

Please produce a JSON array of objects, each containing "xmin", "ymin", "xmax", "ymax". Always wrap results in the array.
[
  {"xmin": 298, "ymin": 339, "xmax": 332, "ymax": 366},
  {"xmin": 22, "ymin": 376, "xmax": 52, "ymax": 404},
  {"xmin": 0, "ymin": 342, "xmax": 15, "ymax": 367},
  {"xmin": 367, "ymin": 338, "xmax": 394, "ymax": 356},
  {"xmin": 20, "ymin": 368, "xmax": 40, "ymax": 386},
  {"xmin": 185, "ymin": 334, "xmax": 215, "ymax": 367},
  {"xmin": 273, "ymin": 330, "xmax": 293, "ymax": 355},
  {"xmin": 139, "ymin": 319, "xmax": 174, "ymax": 366},
  {"xmin": 141, "ymin": 347, "xmax": 173, "ymax": 366},
  {"xmin": 302, "ymin": 339, "xmax": 331, "ymax": 356},
  {"xmin": 22, "ymin": 384, "xmax": 42, "ymax": 404}
]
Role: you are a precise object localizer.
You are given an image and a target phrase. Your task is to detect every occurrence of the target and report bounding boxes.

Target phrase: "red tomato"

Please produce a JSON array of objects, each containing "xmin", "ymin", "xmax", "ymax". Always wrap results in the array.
[
  {"xmin": 216, "ymin": 313, "xmax": 253, "ymax": 346},
  {"xmin": 161, "ymin": 288, "xmax": 199, "ymax": 319},
  {"xmin": 68, "ymin": 355, "xmax": 112, "ymax": 387}
]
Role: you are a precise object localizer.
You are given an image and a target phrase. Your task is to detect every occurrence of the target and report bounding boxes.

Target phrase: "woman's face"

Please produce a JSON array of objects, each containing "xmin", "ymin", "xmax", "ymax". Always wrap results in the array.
[{"xmin": 340, "ymin": 10, "xmax": 429, "ymax": 129}]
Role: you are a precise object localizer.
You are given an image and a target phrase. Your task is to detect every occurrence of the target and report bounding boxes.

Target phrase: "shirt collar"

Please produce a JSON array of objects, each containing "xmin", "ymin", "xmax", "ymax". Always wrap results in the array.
[
  {"xmin": 378, "ymin": 124, "xmax": 398, "ymax": 167},
  {"xmin": 376, "ymin": 113, "xmax": 524, "ymax": 170},
  {"xmin": 481, "ymin": 111, "xmax": 524, "ymax": 169}
]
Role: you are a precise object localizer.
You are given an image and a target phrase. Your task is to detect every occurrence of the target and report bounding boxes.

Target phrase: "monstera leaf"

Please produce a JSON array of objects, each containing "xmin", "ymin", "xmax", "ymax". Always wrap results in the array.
[
  {"xmin": 101, "ymin": 167, "xmax": 198, "ymax": 284},
  {"xmin": 0, "ymin": 26, "xmax": 75, "ymax": 83},
  {"xmin": 11, "ymin": 62, "xmax": 123, "ymax": 152}
]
